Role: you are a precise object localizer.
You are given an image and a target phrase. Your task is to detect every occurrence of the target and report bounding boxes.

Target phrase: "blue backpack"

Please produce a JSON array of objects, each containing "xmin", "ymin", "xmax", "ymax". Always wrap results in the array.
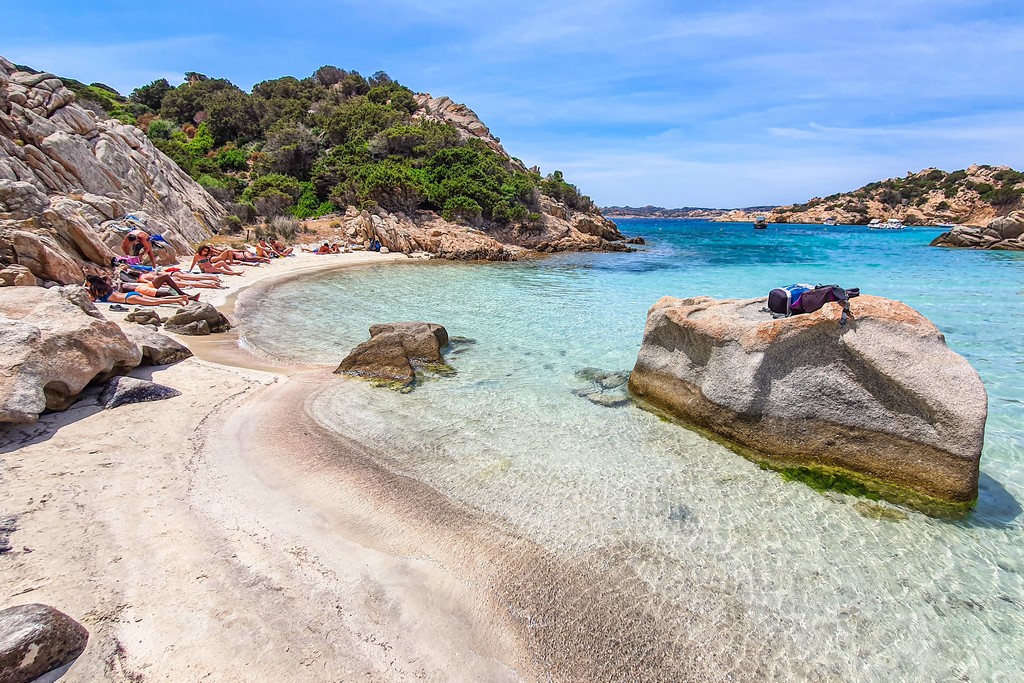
[{"xmin": 767, "ymin": 283, "xmax": 814, "ymax": 316}]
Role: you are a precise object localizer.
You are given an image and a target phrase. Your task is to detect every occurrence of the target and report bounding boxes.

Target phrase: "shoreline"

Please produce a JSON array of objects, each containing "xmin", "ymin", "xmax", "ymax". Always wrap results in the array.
[
  {"xmin": 1, "ymin": 249, "xmax": 813, "ymax": 681},
  {"xmin": 0, "ymin": 252, "xmax": 537, "ymax": 681}
]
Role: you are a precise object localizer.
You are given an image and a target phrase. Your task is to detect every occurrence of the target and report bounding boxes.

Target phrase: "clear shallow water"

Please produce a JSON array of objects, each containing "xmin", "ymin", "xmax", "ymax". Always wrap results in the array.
[{"xmin": 239, "ymin": 220, "xmax": 1024, "ymax": 680}]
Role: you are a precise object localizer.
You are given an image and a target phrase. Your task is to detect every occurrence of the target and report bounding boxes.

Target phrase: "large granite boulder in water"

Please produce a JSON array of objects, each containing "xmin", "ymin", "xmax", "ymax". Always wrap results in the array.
[
  {"xmin": 628, "ymin": 295, "xmax": 987, "ymax": 514},
  {"xmin": 0, "ymin": 285, "xmax": 141, "ymax": 423},
  {"xmin": 335, "ymin": 322, "xmax": 451, "ymax": 390},
  {"xmin": 0, "ymin": 603, "xmax": 89, "ymax": 683}
]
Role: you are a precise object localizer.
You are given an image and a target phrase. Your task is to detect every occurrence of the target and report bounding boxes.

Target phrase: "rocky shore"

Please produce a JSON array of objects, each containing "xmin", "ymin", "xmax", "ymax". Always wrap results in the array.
[{"xmin": 930, "ymin": 211, "xmax": 1024, "ymax": 251}]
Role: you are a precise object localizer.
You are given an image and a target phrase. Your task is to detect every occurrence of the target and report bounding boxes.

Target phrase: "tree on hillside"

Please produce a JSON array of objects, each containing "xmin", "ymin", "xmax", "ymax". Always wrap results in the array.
[
  {"xmin": 130, "ymin": 78, "xmax": 172, "ymax": 110},
  {"xmin": 257, "ymin": 123, "xmax": 322, "ymax": 179}
]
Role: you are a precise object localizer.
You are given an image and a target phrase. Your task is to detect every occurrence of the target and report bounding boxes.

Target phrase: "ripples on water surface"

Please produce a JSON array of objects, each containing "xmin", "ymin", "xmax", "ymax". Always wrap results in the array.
[{"xmin": 239, "ymin": 220, "xmax": 1024, "ymax": 680}]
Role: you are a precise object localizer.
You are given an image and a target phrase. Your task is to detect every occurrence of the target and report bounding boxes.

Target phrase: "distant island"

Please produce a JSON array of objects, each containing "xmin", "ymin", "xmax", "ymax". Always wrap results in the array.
[
  {"xmin": 769, "ymin": 165, "xmax": 1022, "ymax": 226},
  {"xmin": 602, "ymin": 205, "xmax": 777, "ymax": 219},
  {"xmin": 616, "ymin": 166, "xmax": 1021, "ymax": 227}
]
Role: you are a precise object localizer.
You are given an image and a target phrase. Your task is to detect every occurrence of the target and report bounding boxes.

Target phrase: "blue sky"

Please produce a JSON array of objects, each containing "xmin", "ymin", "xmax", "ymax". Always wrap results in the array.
[{"xmin": 4, "ymin": 1, "xmax": 1023, "ymax": 207}]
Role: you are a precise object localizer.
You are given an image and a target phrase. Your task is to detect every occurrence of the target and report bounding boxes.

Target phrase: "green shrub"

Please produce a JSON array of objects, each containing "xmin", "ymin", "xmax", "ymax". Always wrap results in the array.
[
  {"xmin": 216, "ymin": 146, "xmax": 249, "ymax": 171},
  {"xmin": 243, "ymin": 173, "xmax": 304, "ymax": 203},
  {"xmin": 442, "ymin": 195, "xmax": 482, "ymax": 223},
  {"xmin": 988, "ymin": 186, "xmax": 1023, "ymax": 206}
]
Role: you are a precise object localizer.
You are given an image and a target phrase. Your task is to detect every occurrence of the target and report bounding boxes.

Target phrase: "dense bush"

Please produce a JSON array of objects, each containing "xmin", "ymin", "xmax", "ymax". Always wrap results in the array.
[{"xmin": 99, "ymin": 64, "xmax": 592, "ymax": 225}]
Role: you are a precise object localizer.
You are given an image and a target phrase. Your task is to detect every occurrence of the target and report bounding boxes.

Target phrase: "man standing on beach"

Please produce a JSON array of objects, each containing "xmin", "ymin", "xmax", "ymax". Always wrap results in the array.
[{"xmin": 121, "ymin": 229, "xmax": 157, "ymax": 267}]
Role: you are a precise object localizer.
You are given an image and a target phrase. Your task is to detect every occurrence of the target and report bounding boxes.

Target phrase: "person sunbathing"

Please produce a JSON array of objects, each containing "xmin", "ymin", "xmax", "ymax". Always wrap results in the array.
[
  {"xmin": 190, "ymin": 246, "xmax": 243, "ymax": 275},
  {"xmin": 208, "ymin": 246, "xmax": 268, "ymax": 266},
  {"xmin": 86, "ymin": 275, "xmax": 192, "ymax": 307}
]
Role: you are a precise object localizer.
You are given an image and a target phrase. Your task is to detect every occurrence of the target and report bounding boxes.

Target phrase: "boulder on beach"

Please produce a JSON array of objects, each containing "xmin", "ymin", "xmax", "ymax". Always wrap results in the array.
[
  {"xmin": 628, "ymin": 295, "xmax": 988, "ymax": 514},
  {"xmin": 0, "ymin": 285, "xmax": 141, "ymax": 423},
  {"xmin": 335, "ymin": 322, "xmax": 451, "ymax": 390},
  {"xmin": 0, "ymin": 603, "xmax": 89, "ymax": 683},
  {"xmin": 163, "ymin": 301, "xmax": 231, "ymax": 335},
  {"xmin": 121, "ymin": 324, "xmax": 193, "ymax": 365},
  {"xmin": 100, "ymin": 375, "xmax": 181, "ymax": 409}
]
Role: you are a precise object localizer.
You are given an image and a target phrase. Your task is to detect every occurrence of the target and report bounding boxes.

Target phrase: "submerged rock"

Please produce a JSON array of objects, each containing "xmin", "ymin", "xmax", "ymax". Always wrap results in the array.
[
  {"xmin": 573, "ymin": 368, "xmax": 632, "ymax": 408},
  {"xmin": 0, "ymin": 285, "xmax": 141, "ymax": 423},
  {"xmin": 336, "ymin": 322, "xmax": 451, "ymax": 390},
  {"xmin": 100, "ymin": 375, "xmax": 181, "ymax": 409},
  {"xmin": 0, "ymin": 603, "xmax": 89, "ymax": 683},
  {"xmin": 628, "ymin": 295, "xmax": 988, "ymax": 514}
]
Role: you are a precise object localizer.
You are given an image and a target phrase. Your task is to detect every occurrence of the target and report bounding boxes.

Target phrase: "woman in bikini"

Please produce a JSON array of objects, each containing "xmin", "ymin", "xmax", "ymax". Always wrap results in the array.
[
  {"xmin": 86, "ymin": 275, "xmax": 193, "ymax": 307},
  {"xmin": 190, "ymin": 245, "xmax": 243, "ymax": 275}
]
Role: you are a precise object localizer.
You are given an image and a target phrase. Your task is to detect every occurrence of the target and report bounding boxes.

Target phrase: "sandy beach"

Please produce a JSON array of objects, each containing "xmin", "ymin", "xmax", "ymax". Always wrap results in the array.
[{"xmin": 0, "ymin": 252, "xmax": 534, "ymax": 682}]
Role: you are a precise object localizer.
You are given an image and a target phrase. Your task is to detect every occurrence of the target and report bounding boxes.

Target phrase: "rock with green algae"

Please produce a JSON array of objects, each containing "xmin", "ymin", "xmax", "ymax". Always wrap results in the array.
[
  {"xmin": 629, "ymin": 294, "xmax": 988, "ymax": 516},
  {"xmin": 335, "ymin": 322, "xmax": 452, "ymax": 391}
]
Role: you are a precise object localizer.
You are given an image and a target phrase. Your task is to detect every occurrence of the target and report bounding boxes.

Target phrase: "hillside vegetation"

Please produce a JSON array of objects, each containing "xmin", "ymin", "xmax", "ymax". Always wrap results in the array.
[
  {"xmin": 716, "ymin": 165, "xmax": 1023, "ymax": 226},
  {"xmin": 59, "ymin": 67, "xmax": 596, "ymax": 233}
]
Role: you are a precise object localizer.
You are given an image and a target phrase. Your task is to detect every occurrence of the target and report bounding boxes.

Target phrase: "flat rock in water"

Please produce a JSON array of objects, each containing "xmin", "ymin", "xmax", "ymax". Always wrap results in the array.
[
  {"xmin": 101, "ymin": 375, "xmax": 181, "ymax": 409},
  {"xmin": 0, "ymin": 603, "xmax": 88, "ymax": 683},
  {"xmin": 628, "ymin": 294, "xmax": 988, "ymax": 514},
  {"xmin": 335, "ymin": 322, "xmax": 451, "ymax": 390}
]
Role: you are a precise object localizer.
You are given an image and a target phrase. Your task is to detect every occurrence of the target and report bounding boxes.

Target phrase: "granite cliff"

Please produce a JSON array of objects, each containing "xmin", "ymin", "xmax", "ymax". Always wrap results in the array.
[
  {"xmin": 0, "ymin": 57, "xmax": 628, "ymax": 280},
  {"xmin": 0, "ymin": 57, "xmax": 225, "ymax": 284}
]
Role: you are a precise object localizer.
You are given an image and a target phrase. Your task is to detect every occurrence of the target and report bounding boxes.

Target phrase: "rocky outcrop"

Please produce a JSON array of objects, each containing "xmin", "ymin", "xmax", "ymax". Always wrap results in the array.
[
  {"xmin": 336, "ymin": 202, "xmax": 630, "ymax": 261},
  {"xmin": 336, "ymin": 322, "xmax": 452, "ymax": 390},
  {"xmin": 0, "ymin": 263, "xmax": 35, "ymax": 286},
  {"xmin": 0, "ymin": 56, "xmax": 226, "ymax": 283},
  {"xmin": 0, "ymin": 603, "xmax": 89, "ymax": 683},
  {"xmin": 628, "ymin": 295, "xmax": 988, "ymax": 514},
  {"xmin": 163, "ymin": 302, "xmax": 231, "ymax": 335},
  {"xmin": 0, "ymin": 285, "xmax": 141, "ymax": 423},
  {"xmin": 100, "ymin": 375, "xmax": 181, "ymax": 409},
  {"xmin": 930, "ymin": 211, "xmax": 1024, "ymax": 250},
  {"xmin": 414, "ymin": 94, "xmax": 518, "ymax": 165}
]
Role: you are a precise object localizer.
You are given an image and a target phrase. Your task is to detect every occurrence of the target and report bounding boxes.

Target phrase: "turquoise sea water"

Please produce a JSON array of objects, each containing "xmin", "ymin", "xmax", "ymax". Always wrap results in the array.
[{"xmin": 238, "ymin": 220, "xmax": 1024, "ymax": 680}]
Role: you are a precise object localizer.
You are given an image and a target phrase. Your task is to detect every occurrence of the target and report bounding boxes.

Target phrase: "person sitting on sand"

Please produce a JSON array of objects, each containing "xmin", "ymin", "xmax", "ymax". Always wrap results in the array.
[
  {"xmin": 256, "ymin": 239, "xmax": 282, "ymax": 259},
  {"xmin": 121, "ymin": 229, "xmax": 157, "ymax": 267},
  {"xmin": 270, "ymin": 238, "xmax": 294, "ymax": 256},
  {"xmin": 190, "ymin": 245, "xmax": 243, "ymax": 275},
  {"xmin": 86, "ymin": 274, "xmax": 193, "ymax": 307}
]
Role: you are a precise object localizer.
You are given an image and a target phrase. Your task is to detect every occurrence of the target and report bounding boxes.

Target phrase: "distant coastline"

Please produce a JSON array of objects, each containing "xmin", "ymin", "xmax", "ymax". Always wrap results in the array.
[{"xmin": 602, "ymin": 205, "xmax": 777, "ymax": 219}]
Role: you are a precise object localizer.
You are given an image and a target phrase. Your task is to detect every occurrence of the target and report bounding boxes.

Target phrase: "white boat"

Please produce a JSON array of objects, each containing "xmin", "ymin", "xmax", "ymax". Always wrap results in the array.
[
  {"xmin": 823, "ymin": 217, "xmax": 838, "ymax": 226},
  {"xmin": 869, "ymin": 218, "xmax": 904, "ymax": 230},
  {"xmin": 753, "ymin": 214, "xmax": 768, "ymax": 229},
  {"xmin": 936, "ymin": 222, "xmax": 957, "ymax": 229}
]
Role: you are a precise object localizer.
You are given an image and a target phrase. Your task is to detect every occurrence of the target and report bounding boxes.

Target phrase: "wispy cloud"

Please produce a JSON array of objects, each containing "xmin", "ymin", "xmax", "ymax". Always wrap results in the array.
[{"xmin": 6, "ymin": 0, "xmax": 1024, "ymax": 206}]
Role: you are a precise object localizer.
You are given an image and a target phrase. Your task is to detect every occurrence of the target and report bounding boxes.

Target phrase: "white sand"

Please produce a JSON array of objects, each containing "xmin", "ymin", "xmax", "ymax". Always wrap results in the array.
[{"xmin": 0, "ymin": 253, "xmax": 527, "ymax": 681}]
